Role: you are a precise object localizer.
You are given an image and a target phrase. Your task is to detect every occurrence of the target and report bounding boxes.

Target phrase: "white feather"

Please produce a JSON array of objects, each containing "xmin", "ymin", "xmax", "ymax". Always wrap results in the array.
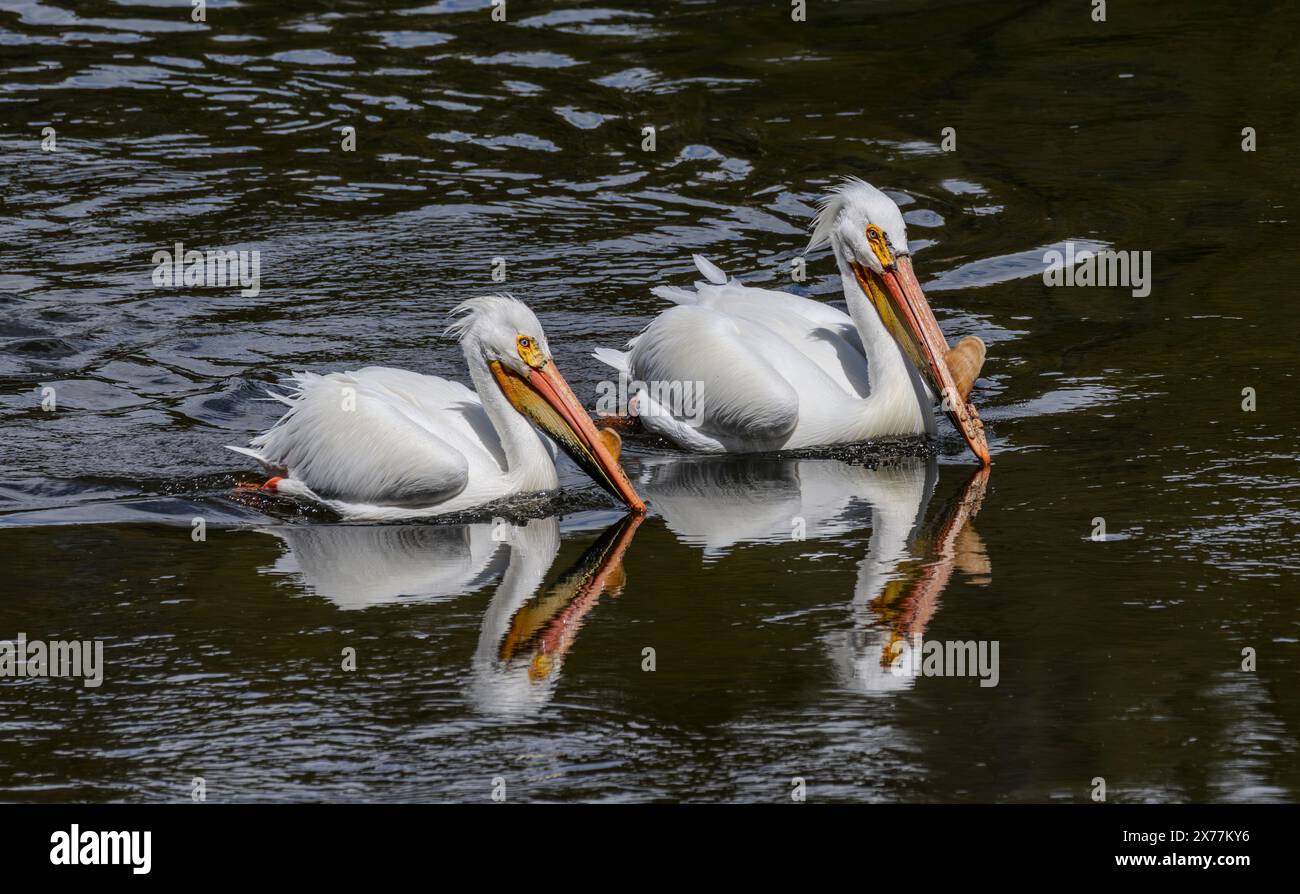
[
  {"xmin": 692, "ymin": 253, "xmax": 728, "ymax": 285},
  {"xmin": 591, "ymin": 347, "xmax": 631, "ymax": 376},
  {"xmin": 650, "ymin": 285, "xmax": 698, "ymax": 305}
]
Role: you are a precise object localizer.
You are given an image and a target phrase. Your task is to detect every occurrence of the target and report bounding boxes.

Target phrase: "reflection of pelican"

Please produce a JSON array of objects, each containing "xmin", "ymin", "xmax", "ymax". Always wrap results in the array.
[
  {"xmin": 595, "ymin": 179, "xmax": 989, "ymax": 463},
  {"xmin": 471, "ymin": 513, "xmax": 642, "ymax": 715},
  {"xmin": 634, "ymin": 454, "xmax": 885, "ymax": 558},
  {"xmin": 636, "ymin": 454, "xmax": 990, "ymax": 692},
  {"xmin": 263, "ymin": 522, "xmax": 520, "ymax": 610},
  {"xmin": 259, "ymin": 512, "xmax": 642, "ymax": 715},
  {"xmin": 230, "ymin": 296, "xmax": 643, "ymax": 520},
  {"xmin": 832, "ymin": 465, "xmax": 990, "ymax": 693}
]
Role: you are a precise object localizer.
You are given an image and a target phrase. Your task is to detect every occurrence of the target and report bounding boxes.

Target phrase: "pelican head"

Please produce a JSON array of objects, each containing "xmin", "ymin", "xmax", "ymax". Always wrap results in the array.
[
  {"xmin": 808, "ymin": 178, "xmax": 990, "ymax": 465},
  {"xmin": 450, "ymin": 296, "xmax": 645, "ymax": 512}
]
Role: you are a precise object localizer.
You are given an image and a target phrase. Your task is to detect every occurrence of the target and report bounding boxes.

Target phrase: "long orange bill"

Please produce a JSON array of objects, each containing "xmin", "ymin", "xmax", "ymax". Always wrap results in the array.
[
  {"xmin": 853, "ymin": 256, "xmax": 991, "ymax": 465},
  {"xmin": 491, "ymin": 359, "xmax": 646, "ymax": 512}
]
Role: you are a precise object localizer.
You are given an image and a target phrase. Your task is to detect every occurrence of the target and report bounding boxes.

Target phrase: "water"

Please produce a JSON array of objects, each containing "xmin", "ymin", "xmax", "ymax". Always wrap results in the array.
[{"xmin": 1, "ymin": 0, "xmax": 1297, "ymax": 802}]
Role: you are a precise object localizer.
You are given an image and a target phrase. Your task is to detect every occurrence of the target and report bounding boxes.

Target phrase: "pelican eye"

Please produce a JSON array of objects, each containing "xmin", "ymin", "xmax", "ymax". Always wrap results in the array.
[
  {"xmin": 516, "ymin": 334, "xmax": 544, "ymax": 367},
  {"xmin": 865, "ymin": 225, "xmax": 895, "ymax": 267}
]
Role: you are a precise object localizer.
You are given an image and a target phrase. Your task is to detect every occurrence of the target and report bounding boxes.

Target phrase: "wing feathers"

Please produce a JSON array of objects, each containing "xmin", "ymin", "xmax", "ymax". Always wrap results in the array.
[
  {"xmin": 631, "ymin": 305, "xmax": 798, "ymax": 443},
  {"xmin": 243, "ymin": 370, "xmax": 472, "ymax": 507}
]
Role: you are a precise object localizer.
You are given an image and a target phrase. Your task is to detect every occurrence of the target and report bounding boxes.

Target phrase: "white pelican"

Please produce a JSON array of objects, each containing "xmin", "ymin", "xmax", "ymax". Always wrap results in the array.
[
  {"xmin": 230, "ymin": 296, "xmax": 644, "ymax": 520},
  {"xmin": 594, "ymin": 178, "xmax": 990, "ymax": 463}
]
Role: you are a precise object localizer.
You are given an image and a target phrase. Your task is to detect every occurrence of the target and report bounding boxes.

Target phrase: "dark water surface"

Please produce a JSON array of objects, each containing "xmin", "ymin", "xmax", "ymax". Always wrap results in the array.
[{"xmin": 1, "ymin": 0, "xmax": 1297, "ymax": 801}]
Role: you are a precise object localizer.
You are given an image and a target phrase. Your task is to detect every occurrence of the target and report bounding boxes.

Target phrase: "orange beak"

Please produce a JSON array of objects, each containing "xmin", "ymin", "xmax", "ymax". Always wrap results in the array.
[
  {"xmin": 852, "ymin": 255, "xmax": 991, "ymax": 465},
  {"xmin": 491, "ymin": 359, "xmax": 646, "ymax": 512}
]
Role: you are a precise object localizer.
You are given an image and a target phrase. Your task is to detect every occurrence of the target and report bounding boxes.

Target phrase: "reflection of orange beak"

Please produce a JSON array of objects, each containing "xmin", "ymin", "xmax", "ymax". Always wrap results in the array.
[
  {"xmin": 491, "ymin": 359, "xmax": 646, "ymax": 512},
  {"xmin": 499, "ymin": 512, "xmax": 645, "ymax": 680},
  {"xmin": 874, "ymin": 463, "xmax": 991, "ymax": 667},
  {"xmin": 852, "ymin": 256, "xmax": 991, "ymax": 465}
]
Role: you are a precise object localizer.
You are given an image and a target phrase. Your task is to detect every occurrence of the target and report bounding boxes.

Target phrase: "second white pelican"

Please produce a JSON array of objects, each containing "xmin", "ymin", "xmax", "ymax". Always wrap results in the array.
[
  {"xmin": 595, "ymin": 178, "xmax": 990, "ymax": 463},
  {"xmin": 230, "ymin": 296, "xmax": 644, "ymax": 520}
]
